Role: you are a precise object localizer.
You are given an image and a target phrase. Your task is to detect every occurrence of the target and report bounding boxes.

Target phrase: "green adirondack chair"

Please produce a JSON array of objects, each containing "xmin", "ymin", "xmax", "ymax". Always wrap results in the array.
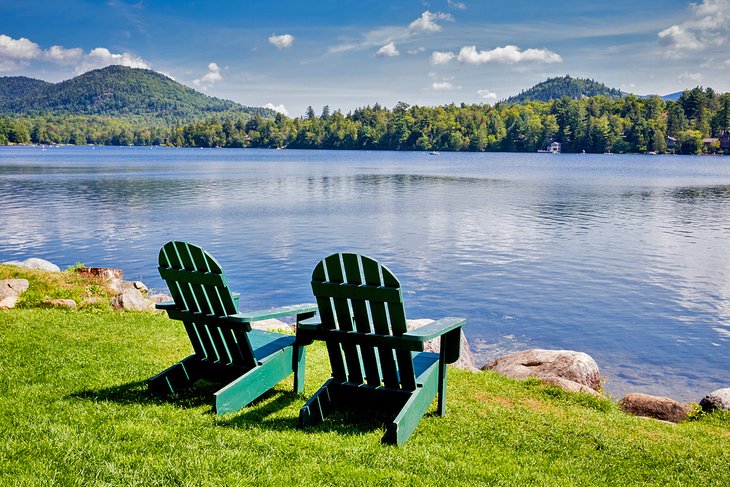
[
  {"xmin": 149, "ymin": 241, "xmax": 317, "ymax": 415},
  {"xmin": 297, "ymin": 253, "xmax": 466, "ymax": 445}
]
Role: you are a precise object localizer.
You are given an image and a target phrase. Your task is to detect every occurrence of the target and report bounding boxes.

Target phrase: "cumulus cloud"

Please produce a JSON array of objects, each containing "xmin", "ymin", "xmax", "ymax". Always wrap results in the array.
[
  {"xmin": 409, "ymin": 11, "xmax": 454, "ymax": 33},
  {"xmin": 679, "ymin": 71, "xmax": 704, "ymax": 82},
  {"xmin": 658, "ymin": 0, "xmax": 730, "ymax": 55},
  {"xmin": 0, "ymin": 33, "xmax": 151, "ymax": 74},
  {"xmin": 74, "ymin": 47, "xmax": 150, "ymax": 74},
  {"xmin": 478, "ymin": 89, "xmax": 498, "ymax": 102},
  {"xmin": 269, "ymin": 34, "xmax": 295, "ymax": 49},
  {"xmin": 264, "ymin": 103, "xmax": 289, "ymax": 116},
  {"xmin": 376, "ymin": 42, "xmax": 400, "ymax": 57},
  {"xmin": 192, "ymin": 62, "xmax": 222, "ymax": 89},
  {"xmin": 430, "ymin": 45, "xmax": 562, "ymax": 65},
  {"xmin": 431, "ymin": 51, "xmax": 456, "ymax": 65},
  {"xmin": 45, "ymin": 45, "xmax": 84, "ymax": 64},
  {"xmin": 432, "ymin": 81, "xmax": 455, "ymax": 90}
]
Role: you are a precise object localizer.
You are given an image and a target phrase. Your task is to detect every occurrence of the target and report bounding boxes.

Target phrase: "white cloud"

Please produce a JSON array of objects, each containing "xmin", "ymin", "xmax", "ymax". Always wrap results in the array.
[
  {"xmin": 376, "ymin": 42, "xmax": 400, "ymax": 57},
  {"xmin": 269, "ymin": 34, "xmax": 295, "ymax": 49},
  {"xmin": 431, "ymin": 51, "xmax": 456, "ymax": 65},
  {"xmin": 658, "ymin": 0, "xmax": 730, "ymax": 55},
  {"xmin": 457, "ymin": 45, "xmax": 562, "ymax": 64},
  {"xmin": 264, "ymin": 103, "xmax": 289, "ymax": 116},
  {"xmin": 432, "ymin": 81, "xmax": 455, "ymax": 90},
  {"xmin": 75, "ymin": 47, "xmax": 150, "ymax": 74},
  {"xmin": 447, "ymin": 0, "xmax": 467, "ymax": 10},
  {"xmin": 45, "ymin": 45, "xmax": 84, "ymax": 64},
  {"xmin": 478, "ymin": 89, "xmax": 497, "ymax": 102},
  {"xmin": 0, "ymin": 33, "xmax": 151, "ymax": 75},
  {"xmin": 192, "ymin": 62, "xmax": 222, "ymax": 89},
  {"xmin": 679, "ymin": 71, "xmax": 704, "ymax": 83},
  {"xmin": 407, "ymin": 47, "xmax": 426, "ymax": 55},
  {"xmin": 408, "ymin": 11, "xmax": 454, "ymax": 33}
]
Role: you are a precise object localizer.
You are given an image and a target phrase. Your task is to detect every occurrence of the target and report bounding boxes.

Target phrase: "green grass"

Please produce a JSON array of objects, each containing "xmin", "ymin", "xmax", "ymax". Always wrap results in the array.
[{"xmin": 1, "ymin": 268, "xmax": 729, "ymax": 485}]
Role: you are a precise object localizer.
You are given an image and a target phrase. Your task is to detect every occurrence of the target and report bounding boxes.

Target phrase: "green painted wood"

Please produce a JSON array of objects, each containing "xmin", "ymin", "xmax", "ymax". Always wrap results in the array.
[
  {"xmin": 362, "ymin": 256, "xmax": 399, "ymax": 388},
  {"xmin": 300, "ymin": 252, "xmax": 466, "ymax": 444},
  {"xmin": 151, "ymin": 240, "xmax": 312, "ymax": 415}
]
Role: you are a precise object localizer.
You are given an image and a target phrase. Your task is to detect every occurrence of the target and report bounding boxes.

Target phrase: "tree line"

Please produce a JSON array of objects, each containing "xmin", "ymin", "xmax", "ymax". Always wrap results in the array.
[{"xmin": 2, "ymin": 87, "xmax": 729, "ymax": 154}]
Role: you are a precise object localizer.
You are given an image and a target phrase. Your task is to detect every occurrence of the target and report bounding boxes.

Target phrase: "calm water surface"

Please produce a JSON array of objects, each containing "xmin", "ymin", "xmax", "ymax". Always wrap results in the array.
[{"xmin": 2, "ymin": 146, "xmax": 729, "ymax": 401}]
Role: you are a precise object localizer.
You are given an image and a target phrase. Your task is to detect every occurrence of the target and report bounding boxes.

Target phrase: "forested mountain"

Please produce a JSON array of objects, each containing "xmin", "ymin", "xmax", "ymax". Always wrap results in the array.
[
  {"xmin": 506, "ymin": 76, "xmax": 625, "ymax": 103},
  {"xmin": 0, "ymin": 76, "xmax": 51, "ymax": 105},
  {"xmin": 0, "ymin": 66, "xmax": 273, "ymax": 123}
]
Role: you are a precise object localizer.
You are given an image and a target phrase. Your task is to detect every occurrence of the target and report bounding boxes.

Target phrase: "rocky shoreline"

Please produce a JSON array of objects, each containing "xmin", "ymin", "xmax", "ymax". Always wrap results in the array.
[{"xmin": 2, "ymin": 257, "xmax": 728, "ymax": 422}]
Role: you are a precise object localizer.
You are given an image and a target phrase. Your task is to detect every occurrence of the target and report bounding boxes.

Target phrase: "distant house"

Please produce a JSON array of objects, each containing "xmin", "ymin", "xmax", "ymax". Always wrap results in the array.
[
  {"xmin": 703, "ymin": 137, "xmax": 720, "ymax": 152},
  {"xmin": 665, "ymin": 136, "xmax": 677, "ymax": 149},
  {"xmin": 549, "ymin": 141, "xmax": 562, "ymax": 153}
]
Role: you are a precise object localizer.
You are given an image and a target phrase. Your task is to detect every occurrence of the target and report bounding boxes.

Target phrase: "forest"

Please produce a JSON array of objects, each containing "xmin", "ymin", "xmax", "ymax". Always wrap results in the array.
[{"xmin": 1, "ymin": 86, "xmax": 729, "ymax": 154}]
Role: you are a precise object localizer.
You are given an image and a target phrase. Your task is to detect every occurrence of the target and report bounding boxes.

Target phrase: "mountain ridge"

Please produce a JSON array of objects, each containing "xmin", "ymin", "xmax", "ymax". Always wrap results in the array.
[{"xmin": 0, "ymin": 65, "xmax": 273, "ymax": 123}]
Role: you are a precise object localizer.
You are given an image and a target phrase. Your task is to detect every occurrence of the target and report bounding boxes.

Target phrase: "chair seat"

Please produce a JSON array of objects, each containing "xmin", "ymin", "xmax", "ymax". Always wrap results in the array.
[{"xmin": 250, "ymin": 330, "xmax": 296, "ymax": 363}]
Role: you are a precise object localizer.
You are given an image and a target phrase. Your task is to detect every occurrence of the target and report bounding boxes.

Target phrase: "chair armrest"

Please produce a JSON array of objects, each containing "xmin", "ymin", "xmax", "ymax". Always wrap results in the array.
[
  {"xmin": 402, "ymin": 317, "xmax": 466, "ymax": 342},
  {"xmin": 234, "ymin": 303, "xmax": 318, "ymax": 323},
  {"xmin": 297, "ymin": 315, "xmax": 322, "ymax": 331},
  {"xmin": 155, "ymin": 301, "xmax": 176, "ymax": 310}
]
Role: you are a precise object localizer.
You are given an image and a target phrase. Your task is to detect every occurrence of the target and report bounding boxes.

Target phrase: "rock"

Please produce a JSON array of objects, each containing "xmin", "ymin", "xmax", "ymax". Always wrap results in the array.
[
  {"xmin": 80, "ymin": 297, "xmax": 106, "ymax": 308},
  {"xmin": 3, "ymin": 258, "xmax": 60, "ymax": 272},
  {"xmin": 482, "ymin": 348, "xmax": 602, "ymax": 392},
  {"xmin": 147, "ymin": 293, "xmax": 173, "ymax": 304},
  {"xmin": 0, "ymin": 279, "xmax": 30, "ymax": 309},
  {"xmin": 407, "ymin": 319, "xmax": 478, "ymax": 371},
  {"xmin": 618, "ymin": 393, "xmax": 691, "ymax": 423},
  {"xmin": 111, "ymin": 288, "xmax": 153, "ymax": 311},
  {"xmin": 251, "ymin": 318, "xmax": 294, "ymax": 333},
  {"xmin": 43, "ymin": 298, "xmax": 77, "ymax": 309},
  {"xmin": 75, "ymin": 267, "xmax": 124, "ymax": 291},
  {"xmin": 133, "ymin": 281, "xmax": 148, "ymax": 293},
  {"xmin": 699, "ymin": 388, "xmax": 730, "ymax": 412}
]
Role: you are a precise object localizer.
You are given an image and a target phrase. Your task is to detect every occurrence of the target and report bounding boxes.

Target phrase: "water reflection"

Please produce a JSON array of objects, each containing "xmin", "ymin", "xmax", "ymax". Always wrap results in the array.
[{"xmin": 1, "ymin": 147, "xmax": 729, "ymax": 401}]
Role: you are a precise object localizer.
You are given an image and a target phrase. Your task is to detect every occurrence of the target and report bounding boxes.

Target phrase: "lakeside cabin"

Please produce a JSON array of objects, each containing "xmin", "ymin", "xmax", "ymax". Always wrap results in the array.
[{"xmin": 538, "ymin": 141, "xmax": 562, "ymax": 154}]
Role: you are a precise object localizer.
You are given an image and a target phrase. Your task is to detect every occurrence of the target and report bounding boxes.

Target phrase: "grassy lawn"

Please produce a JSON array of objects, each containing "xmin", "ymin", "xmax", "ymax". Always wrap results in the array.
[{"xmin": 1, "ymin": 268, "xmax": 728, "ymax": 485}]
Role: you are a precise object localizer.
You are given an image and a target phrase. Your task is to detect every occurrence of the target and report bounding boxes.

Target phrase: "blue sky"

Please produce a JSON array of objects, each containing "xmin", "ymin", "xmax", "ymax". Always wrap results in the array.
[{"xmin": 1, "ymin": 0, "xmax": 729, "ymax": 116}]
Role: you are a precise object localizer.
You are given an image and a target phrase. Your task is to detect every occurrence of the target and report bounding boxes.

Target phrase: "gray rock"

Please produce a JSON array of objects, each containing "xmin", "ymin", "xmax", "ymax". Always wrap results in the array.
[
  {"xmin": 147, "ymin": 293, "xmax": 173, "ymax": 304},
  {"xmin": 619, "ymin": 393, "xmax": 691, "ymax": 423},
  {"xmin": 4, "ymin": 258, "xmax": 60, "ymax": 272},
  {"xmin": 251, "ymin": 318, "xmax": 294, "ymax": 333},
  {"xmin": 407, "ymin": 319, "xmax": 478, "ymax": 371},
  {"xmin": 482, "ymin": 348, "xmax": 602, "ymax": 392},
  {"xmin": 0, "ymin": 279, "xmax": 30, "ymax": 309},
  {"xmin": 133, "ymin": 281, "xmax": 149, "ymax": 293},
  {"xmin": 699, "ymin": 388, "xmax": 730, "ymax": 412},
  {"xmin": 43, "ymin": 298, "xmax": 77, "ymax": 309},
  {"xmin": 111, "ymin": 288, "xmax": 153, "ymax": 311}
]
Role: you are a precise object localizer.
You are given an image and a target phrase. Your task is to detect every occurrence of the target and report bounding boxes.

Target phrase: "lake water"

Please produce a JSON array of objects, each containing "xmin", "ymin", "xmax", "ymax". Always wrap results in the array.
[{"xmin": 1, "ymin": 145, "xmax": 729, "ymax": 401}]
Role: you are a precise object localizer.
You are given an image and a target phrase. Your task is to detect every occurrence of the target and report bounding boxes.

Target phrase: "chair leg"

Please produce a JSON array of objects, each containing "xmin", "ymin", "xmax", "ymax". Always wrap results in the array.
[
  {"xmin": 148, "ymin": 355, "xmax": 202, "ymax": 395},
  {"xmin": 385, "ymin": 363, "xmax": 440, "ymax": 445},
  {"xmin": 214, "ymin": 346, "xmax": 294, "ymax": 415},
  {"xmin": 293, "ymin": 344, "xmax": 306, "ymax": 394},
  {"xmin": 437, "ymin": 352, "xmax": 448, "ymax": 416},
  {"xmin": 299, "ymin": 379, "xmax": 335, "ymax": 428}
]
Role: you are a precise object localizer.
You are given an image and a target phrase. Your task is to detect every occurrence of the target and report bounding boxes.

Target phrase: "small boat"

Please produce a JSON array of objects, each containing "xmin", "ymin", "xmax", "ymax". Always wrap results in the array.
[{"xmin": 429, "ymin": 151, "xmax": 440, "ymax": 155}]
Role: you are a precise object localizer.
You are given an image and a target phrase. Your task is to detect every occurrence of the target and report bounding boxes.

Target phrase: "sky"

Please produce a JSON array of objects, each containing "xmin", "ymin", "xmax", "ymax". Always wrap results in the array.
[{"xmin": 1, "ymin": 0, "xmax": 729, "ymax": 117}]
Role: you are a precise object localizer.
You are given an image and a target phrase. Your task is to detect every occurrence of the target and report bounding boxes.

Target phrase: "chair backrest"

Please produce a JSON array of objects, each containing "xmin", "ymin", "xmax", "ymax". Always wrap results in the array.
[
  {"xmin": 158, "ymin": 241, "xmax": 238, "ymax": 317},
  {"xmin": 311, "ymin": 253, "xmax": 417, "ymax": 390},
  {"xmin": 158, "ymin": 241, "xmax": 257, "ymax": 369}
]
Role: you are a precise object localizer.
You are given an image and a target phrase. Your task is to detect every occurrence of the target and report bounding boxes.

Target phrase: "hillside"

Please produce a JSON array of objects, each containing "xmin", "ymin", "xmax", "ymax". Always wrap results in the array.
[
  {"xmin": 0, "ymin": 65, "xmax": 273, "ymax": 123},
  {"xmin": 505, "ymin": 76, "xmax": 625, "ymax": 103},
  {"xmin": 0, "ymin": 76, "xmax": 51, "ymax": 105}
]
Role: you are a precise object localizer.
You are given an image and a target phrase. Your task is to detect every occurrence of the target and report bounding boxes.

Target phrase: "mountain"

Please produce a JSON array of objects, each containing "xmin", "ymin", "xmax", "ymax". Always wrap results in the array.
[
  {"xmin": 0, "ymin": 65, "xmax": 273, "ymax": 122},
  {"xmin": 0, "ymin": 76, "xmax": 51, "ymax": 105},
  {"xmin": 504, "ymin": 76, "xmax": 626, "ymax": 104},
  {"xmin": 660, "ymin": 91, "xmax": 683, "ymax": 101}
]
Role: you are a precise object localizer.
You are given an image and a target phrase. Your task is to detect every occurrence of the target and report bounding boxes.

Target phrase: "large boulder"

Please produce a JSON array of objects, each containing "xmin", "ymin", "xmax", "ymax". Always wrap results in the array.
[
  {"xmin": 699, "ymin": 388, "xmax": 730, "ymax": 412},
  {"xmin": 482, "ymin": 349, "xmax": 602, "ymax": 394},
  {"xmin": 619, "ymin": 393, "xmax": 691, "ymax": 423},
  {"xmin": 407, "ymin": 319, "xmax": 478, "ymax": 371},
  {"xmin": 3, "ymin": 258, "xmax": 60, "ymax": 272},
  {"xmin": 111, "ymin": 288, "xmax": 154, "ymax": 311},
  {"xmin": 0, "ymin": 279, "xmax": 30, "ymax": 309}
]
